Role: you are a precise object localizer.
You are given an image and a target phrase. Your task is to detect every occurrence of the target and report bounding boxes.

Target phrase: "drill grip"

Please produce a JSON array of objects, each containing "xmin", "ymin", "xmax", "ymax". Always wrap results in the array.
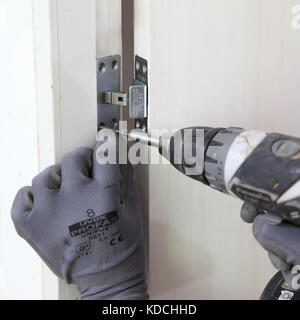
[{"xmin": 228, "ymin": 132, "xmax": 300, "ymax": 226}]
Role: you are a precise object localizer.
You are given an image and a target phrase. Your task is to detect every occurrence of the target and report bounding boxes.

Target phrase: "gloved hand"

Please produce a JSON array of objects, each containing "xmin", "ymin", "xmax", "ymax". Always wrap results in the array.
[
  {"xmin": 11, "ymin": 141, "xmax": 148, "ymax": 300},
  {"xmin": 241, "ymin": 203, "xmax": 300, "ymax": 291}
]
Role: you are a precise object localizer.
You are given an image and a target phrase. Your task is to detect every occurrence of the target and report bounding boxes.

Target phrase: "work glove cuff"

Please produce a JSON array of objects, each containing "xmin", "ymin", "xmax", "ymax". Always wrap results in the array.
[{"xmin": 73, "ymin": 243, "xmax": 149, "ymax": 300}]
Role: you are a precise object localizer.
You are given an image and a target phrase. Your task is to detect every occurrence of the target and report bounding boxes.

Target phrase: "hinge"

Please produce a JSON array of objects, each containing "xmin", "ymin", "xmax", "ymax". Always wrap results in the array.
[{"xmin": 97, "ymin": 55, "xmax": 148, "ymax": 132}]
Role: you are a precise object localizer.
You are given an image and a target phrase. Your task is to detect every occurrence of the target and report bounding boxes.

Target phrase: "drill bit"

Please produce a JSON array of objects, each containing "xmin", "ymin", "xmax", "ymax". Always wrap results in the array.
[{"xmin": 99, "ymin": 125, "xmax": 160, "ymax": 148}]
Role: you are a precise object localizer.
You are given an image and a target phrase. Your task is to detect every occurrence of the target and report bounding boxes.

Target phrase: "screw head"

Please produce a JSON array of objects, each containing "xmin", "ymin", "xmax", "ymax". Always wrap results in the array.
[
  {"xmin": 142, "ymin": 65, "xmax": 147, "ymax": 74},
  {"xmin": 112, "ymin": 60, "xmax": 119, "ymax": 70},
  {"xmin": 136, "ymin": 61, "xmax": 140, "ymax": 71},
  {"xmin": 135, "ymin": 121, "xmax": 141, "ymax": 129},
  {"xmin": 98, "ymin": 122, "xmax": 105, "ymax": 131},
  {"xmin": 111, "ymin": 119, "xmax": 118, "ymax": 129},
  {"xmin": 99, "ymin": 63, "xmax": 106, "ymax": 73}
]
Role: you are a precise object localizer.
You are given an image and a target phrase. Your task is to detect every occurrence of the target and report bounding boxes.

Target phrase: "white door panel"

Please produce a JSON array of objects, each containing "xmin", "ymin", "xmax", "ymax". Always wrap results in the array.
[{"xmin": 134, "ymin": 0, "xmax": 300, "ymax": 299}]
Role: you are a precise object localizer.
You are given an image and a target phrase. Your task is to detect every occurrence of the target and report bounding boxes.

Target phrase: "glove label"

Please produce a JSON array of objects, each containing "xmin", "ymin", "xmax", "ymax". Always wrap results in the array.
[{"xmin": 68, "ymin": 211, "xmax": 119, "ymax": 238}]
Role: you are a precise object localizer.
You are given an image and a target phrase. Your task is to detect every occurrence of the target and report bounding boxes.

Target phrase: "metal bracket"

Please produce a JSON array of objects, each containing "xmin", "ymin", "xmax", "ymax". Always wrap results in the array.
[
  {"xmin": 133, "ymin": 56, "xmax": 148, "ymax": 131},
  {"xmin": 129, "ymin": 84, "xmax": 147, "ymax": 119},
  {"xmin": 97, "ymin": 55, "xmax": 121, "ymax": 130},
  {"xmin": 97, "ymin": 55, "xmax": 148, "ymax": 131}
]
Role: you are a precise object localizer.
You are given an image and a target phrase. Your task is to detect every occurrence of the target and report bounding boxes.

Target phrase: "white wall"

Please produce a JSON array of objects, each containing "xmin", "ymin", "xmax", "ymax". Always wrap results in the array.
[
  {"xmin": 0, "ymin": 0, "xmax": 43, "ymax": 299},
  {"xmin": 0, "ymin": 0, "xmax": 61, "ymax": 300}
]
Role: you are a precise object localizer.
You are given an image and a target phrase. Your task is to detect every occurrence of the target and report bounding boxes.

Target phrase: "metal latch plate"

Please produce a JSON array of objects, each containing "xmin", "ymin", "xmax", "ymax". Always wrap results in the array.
[
  {"xmin": 96, "ymin": 55, "xmax": 148, "ymax": 131},
  {"xmin": 133, "ymin": 56, "xmax": 148, "ymax": 131},
  {"xmin": 129, "ymin": 84, "xmax": 147, "ymax": 119}
]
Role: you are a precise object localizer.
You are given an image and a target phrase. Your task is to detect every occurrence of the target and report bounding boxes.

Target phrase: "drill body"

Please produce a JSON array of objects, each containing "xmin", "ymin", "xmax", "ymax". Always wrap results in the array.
[
  {"xmin": 115, "ymin": 125, "xmax": 300, "ymax": 297},
  {"xmin": 161, "ymin": 127, "xmax": 300, "ymax": 227}
]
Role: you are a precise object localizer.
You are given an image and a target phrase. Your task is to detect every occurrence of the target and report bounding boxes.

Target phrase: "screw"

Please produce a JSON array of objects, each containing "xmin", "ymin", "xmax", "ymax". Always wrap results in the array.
[
  {"xmin": 98, "ymin": 122, "xmax": 105, "ymax": 131},
  {"xmin": 142, "ymin": 124, "xmax": 147, "ymax": 132},
  {"xmin": 111, "ymin": 119, "xmax": 118, "ymax": 129},
  {"xmin": 135, "ymin": 121, "xmax": 141, "ymax": 129},
  {"xmin": 99, "ymin": 63, "xmax": 106, "ymax": 73},
  {"xmin": 142, "ymin": 65, "xmax": 147, "ymax": 74},
  {"xmin": 112, "ymin": 60, "xmax": 118, "ymax": 70},
  {"xmin": 136, "ymin": 61, "xmax": 140, "ymax": 71}
]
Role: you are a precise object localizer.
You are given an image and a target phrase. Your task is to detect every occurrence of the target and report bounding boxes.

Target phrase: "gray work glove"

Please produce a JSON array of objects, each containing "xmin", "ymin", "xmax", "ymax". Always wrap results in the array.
[
  {"xmin": 241, "ymin": 203, "xmax": 300, "ymax": 291},
  {"xmin": 11, "ymin": 142, "xmax": 148, "ymax": 300}
]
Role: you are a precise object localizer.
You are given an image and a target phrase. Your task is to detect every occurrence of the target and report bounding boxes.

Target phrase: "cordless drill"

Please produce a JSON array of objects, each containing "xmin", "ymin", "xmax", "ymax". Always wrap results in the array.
[
  {"xmin": 124, "ymin": 126, "xmax": 300, "ymax": 299},
  {"xmin": 128, "ymin": 126, "xmax": 300, "ymax": 225}
]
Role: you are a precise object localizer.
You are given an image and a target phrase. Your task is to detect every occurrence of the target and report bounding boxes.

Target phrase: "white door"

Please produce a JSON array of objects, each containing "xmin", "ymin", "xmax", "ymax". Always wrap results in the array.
[
  {"xmin": 46, "ymin": 0, "xmax": 125, "ymax": 299},
  {"xmin": 134, "ymin": 0, "xmax": 300, "ymax": 299}
]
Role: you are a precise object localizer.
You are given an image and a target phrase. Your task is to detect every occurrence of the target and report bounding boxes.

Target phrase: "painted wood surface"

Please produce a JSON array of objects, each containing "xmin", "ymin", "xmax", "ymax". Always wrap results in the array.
[{"xmin": 49, "ymin": 0, "xmax": 122, "ymax": 299}]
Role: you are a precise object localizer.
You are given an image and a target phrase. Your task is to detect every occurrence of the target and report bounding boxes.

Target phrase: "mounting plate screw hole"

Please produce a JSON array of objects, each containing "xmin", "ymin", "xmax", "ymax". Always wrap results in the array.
[
  {"xmin": 112, "ymin": 60, "xmax": 119, "ymax": 70},
  {"xmin": 99, "ymin": 63, "xmax": 106, "ymax": 73},
  {"xmin": 136, "ymin": 61, "xmax": 140, "ymax": 71},
  {"xmin": 111, "ymin": 118, "xmax": 118, "ymax": 129},
  {"xmin": 98, "ymin": 122, "xmax": 105, "ymax": 131}
]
